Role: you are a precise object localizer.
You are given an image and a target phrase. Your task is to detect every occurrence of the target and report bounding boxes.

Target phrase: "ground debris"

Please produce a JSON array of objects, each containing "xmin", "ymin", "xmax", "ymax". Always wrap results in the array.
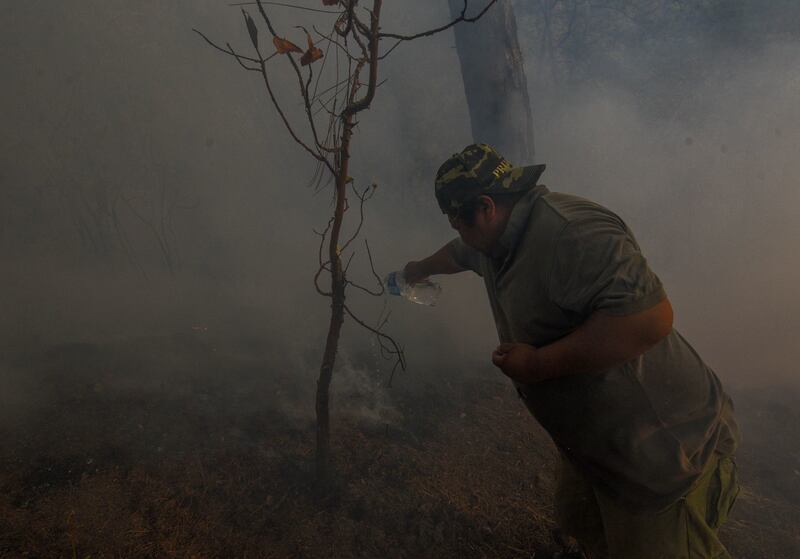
[{"xmin": 0, "ymin": 339, "xmax": 797, "ymax": 558}]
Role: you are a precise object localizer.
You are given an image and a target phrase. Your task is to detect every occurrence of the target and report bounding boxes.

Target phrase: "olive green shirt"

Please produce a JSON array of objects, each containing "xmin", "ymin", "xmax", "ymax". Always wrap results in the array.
[{"xmin": 448, "ymin": 185, "xmax": 739, "ymax": 509}]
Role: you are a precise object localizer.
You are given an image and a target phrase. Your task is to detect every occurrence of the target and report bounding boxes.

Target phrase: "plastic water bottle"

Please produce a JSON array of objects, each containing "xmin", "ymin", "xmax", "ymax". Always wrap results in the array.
[{"xmin": 385, "ymin": 270, "xmax": 442, "ymax": 306}]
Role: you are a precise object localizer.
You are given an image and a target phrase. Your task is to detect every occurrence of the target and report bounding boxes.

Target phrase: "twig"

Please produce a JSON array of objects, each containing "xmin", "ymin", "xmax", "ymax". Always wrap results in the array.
[
  {"xmin": 344, "ymin": 0, "xmax": 382, "ymax": 117},
  {"xmin": 312, "ymin": 24, "xmax": 359, "ymax": 63},
  {"xmin": 340, "ymin": 183, "xmax": 375, "ymax": 252},
  {"xmin": 344, "ymin": 250, "xmax": 356, "ymax": 274},
  {"xmin": 229, "ymin": 1, "xmax": 341, "ymax": 14},
  {"xmin": 193, "ymin": 28, "xmax": 263, "ymax": 66},
  {"xmin": 379, "ymin": 0, "xmax": 499, "ymax": 41},
  {"xmin": 344, "ymin": 304, "xmax": 406, "ymax": 384},
  {"xmin": 363, "ymin": 238, "xmax": 384, "ymax": 295},
  {"xmin": 254, "ymin": 1, "xmax": 329, "ymax": 156},
  {"xmin": 313, "ymin": 217, "xmax": 335, "ymax": 297}
]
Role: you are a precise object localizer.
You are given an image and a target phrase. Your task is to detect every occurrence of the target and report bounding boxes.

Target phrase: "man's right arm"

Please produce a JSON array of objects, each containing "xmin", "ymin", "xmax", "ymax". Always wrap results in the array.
[{"xmin": 403, "ymin": 242, "xmax": 467, "ymax": 284}]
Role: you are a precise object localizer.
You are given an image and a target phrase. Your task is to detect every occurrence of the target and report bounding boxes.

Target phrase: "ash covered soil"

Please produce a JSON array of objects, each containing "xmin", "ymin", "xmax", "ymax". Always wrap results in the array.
[{"xmin": 0, "ymin": 334, "xmax": 798, "ymax": 558}]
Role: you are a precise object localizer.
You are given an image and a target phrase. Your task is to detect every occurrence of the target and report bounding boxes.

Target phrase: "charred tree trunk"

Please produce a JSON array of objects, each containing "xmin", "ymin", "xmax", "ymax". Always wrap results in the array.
[{"xmin": 448, "ymin": 0, "xmax": 535, "ymax": 162}]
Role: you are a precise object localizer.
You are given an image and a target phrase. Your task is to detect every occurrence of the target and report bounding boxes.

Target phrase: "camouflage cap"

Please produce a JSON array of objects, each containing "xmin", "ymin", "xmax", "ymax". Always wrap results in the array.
[{"xmin": 434, "ymin": 143, "xmax": 546, "ymax": 215}]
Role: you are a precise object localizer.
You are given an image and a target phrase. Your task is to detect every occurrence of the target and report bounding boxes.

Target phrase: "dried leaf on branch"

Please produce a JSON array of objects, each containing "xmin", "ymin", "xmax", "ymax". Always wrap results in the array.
[
  {"xmin": 300, "ymin": 33, "xmax": 324, "ymax": 66},
  {"xmin": 273, "ymin": 36, "xmax": 303, "ymax": 54},
  {"xmin": 322, "ymin": 0, "xmax": 339, "ymax": 5},
  {"xmin": 243, "ymin": 10, "xmax": 258, "ymax": 49}
]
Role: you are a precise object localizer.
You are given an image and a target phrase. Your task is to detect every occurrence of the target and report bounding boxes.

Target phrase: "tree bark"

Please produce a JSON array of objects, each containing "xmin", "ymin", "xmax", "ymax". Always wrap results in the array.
[
  {"xmin": 315, "ymin": 114, "xmax": 352, "ymax": 491},
  {"xmin": 448, "ymin": 0, "xmax": 535, "ymax": 163},
  {"xmin": 315, "ymin": 0, "xmax": 383, "ymax": 491}
]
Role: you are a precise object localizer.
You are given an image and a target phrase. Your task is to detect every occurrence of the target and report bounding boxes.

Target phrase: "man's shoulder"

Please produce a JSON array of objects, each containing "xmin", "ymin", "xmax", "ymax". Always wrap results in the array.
[
  {"xmin": 532, "ymin": 190, "xmax": 628, "ymax": 236},
  {"xmin": 538, "ymin": 190, "xmax": 619, "ymax": 221}
]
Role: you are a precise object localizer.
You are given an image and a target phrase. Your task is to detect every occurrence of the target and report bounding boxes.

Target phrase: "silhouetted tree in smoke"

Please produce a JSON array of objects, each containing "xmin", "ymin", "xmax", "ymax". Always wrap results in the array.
[
  {"xmin": 196, "ymin": 0, "xmax": 499, "ymax": 490},
  {"xmin": 449, "ymin": 0, "xmax": 535, "ymax": 162}
]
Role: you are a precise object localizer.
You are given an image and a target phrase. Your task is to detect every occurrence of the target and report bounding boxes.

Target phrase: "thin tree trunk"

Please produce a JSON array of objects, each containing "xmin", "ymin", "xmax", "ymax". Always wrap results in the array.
[
  {"xmin": 448, "ymin": 0, "xmax": 535, "ymax": 163},
  {"xmin": 315, "ymin": 114, "xmax": 353, "ymax": 489}
]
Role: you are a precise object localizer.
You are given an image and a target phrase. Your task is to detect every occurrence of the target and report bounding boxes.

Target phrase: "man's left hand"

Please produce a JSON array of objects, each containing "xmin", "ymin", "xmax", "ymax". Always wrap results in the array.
[{"xmin": 491, "ymin": 342, "xmax": 542, "ymax": 383}]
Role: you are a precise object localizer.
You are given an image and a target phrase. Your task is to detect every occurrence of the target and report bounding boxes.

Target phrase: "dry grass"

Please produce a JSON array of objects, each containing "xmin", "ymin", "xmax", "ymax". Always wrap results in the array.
[{"xmin": 0, "ymin": 337, "xmax": 797, "ymax": 558}]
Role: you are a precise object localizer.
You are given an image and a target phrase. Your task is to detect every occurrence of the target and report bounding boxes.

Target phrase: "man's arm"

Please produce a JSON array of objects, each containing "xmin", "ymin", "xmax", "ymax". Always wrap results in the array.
[
  {"xmin": 403, "ymin": 242, "xmax": 467, "ymax": 284},
  {"xmin": 492, "ymin": 297, "xmax": 674, "ymax": 383}
]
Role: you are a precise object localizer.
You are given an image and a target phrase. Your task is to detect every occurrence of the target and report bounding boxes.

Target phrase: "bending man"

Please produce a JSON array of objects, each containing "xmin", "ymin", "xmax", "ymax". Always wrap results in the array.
[{"xmin": 404, "ymin": 144, "xmax": 740, "ymax": 559}]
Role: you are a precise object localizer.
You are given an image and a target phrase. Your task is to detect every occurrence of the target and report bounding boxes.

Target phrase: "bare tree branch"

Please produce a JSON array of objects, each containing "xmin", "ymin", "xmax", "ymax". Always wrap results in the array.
[
  {"xmin": 363, "ymin": 238, "xmax": 384, "ymax": 295},
  {"xmin": 229, "ymin": 1, "xmax": 341, "ymax": 14},
  {"xmin": 344, "ymin": 1, "xmax": 382, "ymax": 117},
  {"xmin": 334, "ymin": 0, "xmax": 357, "ymax": 38},
  {"xmin": 344, "ymin": 238, "xmax": 384, "ymax": 298},
  {"xmin": 314, "ymin": 263, "xmax": 334, "ymax": 297},
  {"xmin": 343, "ymin": 250, "xmax": 356, "ymax": 274},
  {"xmin": 313, "ymin": 217, "xmax": 335, "ymax": 269},
  {"xmin": 344, "ymin": 304, "xmax": 406, "ymax": 383},
  {"xmin": 341, "ymin": 182, "xmax": 375, "ymax": 253},
  {"xmin": 192, "ymin": 28, "xmax": 266, "ymax": 70},
  {"xmin": 255, "ymin": 57, "xmax": 333, "ymax": 172},
  {"xmin": 313, "ymin": 80, "xmax": 352, "ymax": 117},
  {"xmin": 254, "ymin": 1, "xmax": 330, "ymax": 157},
  {"xmin": 195, "ymin": 24, "xmax": 333, "ymax": 171},
  {"xmin": 378, "ymin": 38, "xmax": 403, "ymax": 61},
  {"xmin": 313, "ymin": 24, "xmax": 359, "ymax": 63},
  {"xmin": 379, "ymin": 0, "xmax": 499, "ymax": 41}
]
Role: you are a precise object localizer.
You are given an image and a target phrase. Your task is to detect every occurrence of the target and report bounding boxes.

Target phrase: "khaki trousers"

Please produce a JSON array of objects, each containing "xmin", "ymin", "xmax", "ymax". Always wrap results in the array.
[{"xmin": 555, "ymin": 454, "xmax": 740, "ymax": 559}]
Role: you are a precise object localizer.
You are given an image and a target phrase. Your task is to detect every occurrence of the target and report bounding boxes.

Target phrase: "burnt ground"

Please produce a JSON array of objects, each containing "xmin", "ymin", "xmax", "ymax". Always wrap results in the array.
[{"xmin": 0, "ymin": 333, "xmax": 798, "ymax": 558}]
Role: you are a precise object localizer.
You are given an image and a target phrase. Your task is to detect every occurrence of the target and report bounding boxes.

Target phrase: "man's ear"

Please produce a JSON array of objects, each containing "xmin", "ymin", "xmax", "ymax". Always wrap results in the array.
[{"xmin": 477, "ymin": 195, "xmax": 497, "ymax": 219}]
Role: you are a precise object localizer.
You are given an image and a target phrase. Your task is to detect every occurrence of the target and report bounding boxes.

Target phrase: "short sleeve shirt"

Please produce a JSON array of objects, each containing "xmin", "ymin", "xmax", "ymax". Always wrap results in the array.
[{"xmin": 448, "ymin": 186, "xmax": 739, "ymax": 509}]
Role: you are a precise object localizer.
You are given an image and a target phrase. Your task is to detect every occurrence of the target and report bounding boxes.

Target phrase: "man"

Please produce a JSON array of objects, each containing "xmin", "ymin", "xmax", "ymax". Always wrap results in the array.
[{"xmin": 404, "ymin": 144, "xmax": 740, "ymax": 559}]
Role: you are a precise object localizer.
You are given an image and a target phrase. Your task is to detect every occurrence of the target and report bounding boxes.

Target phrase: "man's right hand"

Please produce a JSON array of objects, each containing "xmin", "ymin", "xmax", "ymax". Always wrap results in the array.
[
  {"xmin": 403, "ymin": 261, "xmax": 429, "ymax": 285},
  {"xmin": 401, "ymin": 242, "xmax": 466, "ymax": 284}
]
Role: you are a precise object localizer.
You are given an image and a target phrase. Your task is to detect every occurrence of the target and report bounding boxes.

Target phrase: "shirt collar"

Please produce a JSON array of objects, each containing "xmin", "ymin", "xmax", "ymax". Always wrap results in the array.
[{"xmin": 492, "ymin": 185, "xmax": 549, "ymax": 262}]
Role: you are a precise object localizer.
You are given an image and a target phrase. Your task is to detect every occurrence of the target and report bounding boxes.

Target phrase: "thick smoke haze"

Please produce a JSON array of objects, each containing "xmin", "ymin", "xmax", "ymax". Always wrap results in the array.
[
  {"xmin": 531, "ymin": 42, "xmax": 800, "ymax": 388},
  {"xmin": 1, "ymin": 0, "xmax": 798, "ymax": 428}
]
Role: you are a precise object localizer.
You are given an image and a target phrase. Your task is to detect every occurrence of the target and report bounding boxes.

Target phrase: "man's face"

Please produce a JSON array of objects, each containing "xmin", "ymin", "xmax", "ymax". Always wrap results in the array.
[{"xmin": 447, "ymin": 196, "xmax": 502, "ymax": 255}]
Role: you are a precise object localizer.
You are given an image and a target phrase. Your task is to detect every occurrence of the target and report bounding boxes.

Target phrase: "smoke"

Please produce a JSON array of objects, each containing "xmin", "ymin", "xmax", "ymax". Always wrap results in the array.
[
  {"xmin": 529, "ymin": 40, "xmax": 800, "ymax": 386},
  {"xmin": 0, "ymin": 0, "xmax": 797, "ymax": 411},
  {"xmin": 0, "ymin": 362, "xmax": 48, "ymax": 429}
]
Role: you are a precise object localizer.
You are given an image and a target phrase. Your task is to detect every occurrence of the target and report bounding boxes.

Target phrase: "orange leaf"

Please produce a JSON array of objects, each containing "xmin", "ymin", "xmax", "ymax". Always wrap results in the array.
[
  {"xmin": 300, "ymin": 32, "xmax": 324, "ymax": 66},
  {"xmin": 273, "ymin": 36, "xmax": 303, "ymax": 54},
  {"xmin": 301, "ymin": 45, "xmax": 324, "ymax": 66}
]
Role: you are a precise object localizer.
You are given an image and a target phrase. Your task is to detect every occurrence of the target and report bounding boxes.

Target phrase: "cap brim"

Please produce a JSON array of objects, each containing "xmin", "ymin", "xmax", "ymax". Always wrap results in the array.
[{"xmin": 502, "ymin": 164, "xmax": 546, "ymax": 192}]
